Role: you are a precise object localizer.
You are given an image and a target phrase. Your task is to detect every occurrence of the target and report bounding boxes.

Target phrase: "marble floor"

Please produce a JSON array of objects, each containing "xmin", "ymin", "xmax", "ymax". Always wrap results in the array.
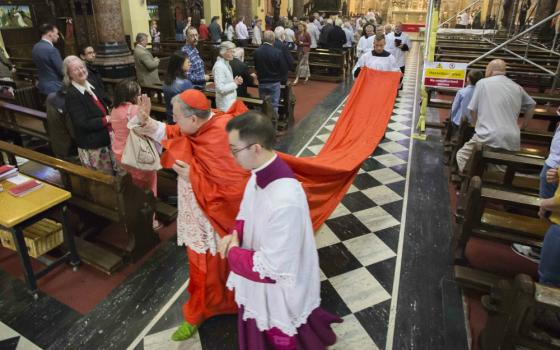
[{"xmin": 0, "ymin": 41, "xmax": 468, "ymax": 350}]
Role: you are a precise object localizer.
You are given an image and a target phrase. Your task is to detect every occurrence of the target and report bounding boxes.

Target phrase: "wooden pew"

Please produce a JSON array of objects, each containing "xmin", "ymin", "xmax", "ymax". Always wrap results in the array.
[
  {"xmin": 453, "ymin": 175, "xmax": 545, "ymax": 268},
  {"xmin": 0, "ymin": 140, "xmax": 160, "ymax": 274},
  {"xmin": 0, "ymin": 101, "xmax": 49, "ymax": 148},
  {"xmin": 139, "ymin": 83, "xmax": 292, "ymax": 131}
]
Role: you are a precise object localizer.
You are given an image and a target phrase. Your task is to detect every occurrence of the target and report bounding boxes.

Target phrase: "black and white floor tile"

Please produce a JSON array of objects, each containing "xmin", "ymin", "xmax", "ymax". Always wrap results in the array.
[
  {"xmin": 0, "ymin": 321, "xmax": 41, "ymax": 350},
  {"xmin": 130, "ymin": 43, "xmax": 420, "ymax": 350}
]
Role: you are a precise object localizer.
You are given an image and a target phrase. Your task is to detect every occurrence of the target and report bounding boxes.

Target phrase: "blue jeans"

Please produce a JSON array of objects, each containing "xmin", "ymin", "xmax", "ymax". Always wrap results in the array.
[
  {"xmin": 540, "ymin": 163, "xmax": 558, "ymax": 199},
  {"xmin": 258, "ymin": 82, "xmax": 281, "ymax": 113},
  {"xmin": 175, "ymin": 33, "xmax": 184, "ymax": 41},
  {"xmin": 539, "ymin": 224, "xmax": 560, "ymax": 287}
]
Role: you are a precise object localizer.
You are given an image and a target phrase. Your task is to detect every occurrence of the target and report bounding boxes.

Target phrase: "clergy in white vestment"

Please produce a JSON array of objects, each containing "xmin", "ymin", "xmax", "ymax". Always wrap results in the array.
[
  {"xmin": 384, "ymin": 22, "xmax": 411, "ymax": 73},
  {"xmin": 219, "ymin": 111, "xmax": 342, "ymax": 350},
  {"xmin": 353, "ymin": 33, "xmax": 401, "ymax": 78}
]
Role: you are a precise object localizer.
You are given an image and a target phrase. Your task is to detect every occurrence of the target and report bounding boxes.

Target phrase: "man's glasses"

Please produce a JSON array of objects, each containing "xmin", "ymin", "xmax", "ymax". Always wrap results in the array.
[{"xmin": 231, "ymin": 143, "xmax": 256, "ymax": 155}]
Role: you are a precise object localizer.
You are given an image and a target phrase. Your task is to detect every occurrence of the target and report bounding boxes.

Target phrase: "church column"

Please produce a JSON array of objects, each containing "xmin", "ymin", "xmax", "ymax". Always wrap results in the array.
[
  {"xmin": 92, "ymin": 0, "xmax": 135, "ymax": 78},
  {"xmin": 533, "ymin": 0, "xmax": 559, "ymax": 38},
  {"xmin": 294, "ymin": 0, "xmax": 304, "ymax": 17},
  {"xmin": 120, "ymin": 0, "xmax": 150, "ymax": 44},
  {"xmin": 204, "ymin": 0, "xmax": 223, "ymax": 23},
  {"xmin": 236, "ymin": 0, "xmax": 253, "ymax": 23}
]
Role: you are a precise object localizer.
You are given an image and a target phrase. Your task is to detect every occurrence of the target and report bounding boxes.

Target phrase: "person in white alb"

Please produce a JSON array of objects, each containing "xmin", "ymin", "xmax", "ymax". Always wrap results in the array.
[
  {"xmin": 455, "ymin": 59, "xmax": 536, "ymax": 171},
  {"xmin": 235, "ymin": 17, "xmax": 250, "ymax": 47},
  {"xmin": 353, "ymin": 33, "xmax": 400, "ymax": 78},
  {"xmin": 384, "ymin": 23, "xmax": 411, "ymax": 74},
  {"xmin": 219, "ymin": 111, "xmax": 342, "ymax": 349}
]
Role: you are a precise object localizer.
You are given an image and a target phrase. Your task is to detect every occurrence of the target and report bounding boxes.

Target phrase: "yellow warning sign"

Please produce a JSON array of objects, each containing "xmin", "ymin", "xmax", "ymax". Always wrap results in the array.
[{"xmin": 424, "ymin": 68, "xmax": 466, "ymax": 79}]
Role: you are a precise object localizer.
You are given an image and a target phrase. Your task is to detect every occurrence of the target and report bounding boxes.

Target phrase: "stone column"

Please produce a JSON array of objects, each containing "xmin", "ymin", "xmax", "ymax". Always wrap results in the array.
[
  {"xmin": 293, "ymin": 0, "xmax": 304, "ymax": 17},
  {"xmin": 236, "ymin": 0, "xmax": 253, "ymax": 24},
  {"xmin": 92, "ymin": 0, "xmax": 135, "ymax": 78}
]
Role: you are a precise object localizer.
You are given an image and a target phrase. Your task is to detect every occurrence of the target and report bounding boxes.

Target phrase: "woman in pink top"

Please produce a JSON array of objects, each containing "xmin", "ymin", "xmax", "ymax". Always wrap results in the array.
[{"xmin": 111, "ymin": 79, "xmax": 158, "ymax": 197}]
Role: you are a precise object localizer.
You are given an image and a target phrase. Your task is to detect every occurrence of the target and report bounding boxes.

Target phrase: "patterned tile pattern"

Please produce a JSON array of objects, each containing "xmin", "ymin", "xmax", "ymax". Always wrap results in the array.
[{"xmin": 136, "ymin": 43, "xmax": 419, "ymax": 350}]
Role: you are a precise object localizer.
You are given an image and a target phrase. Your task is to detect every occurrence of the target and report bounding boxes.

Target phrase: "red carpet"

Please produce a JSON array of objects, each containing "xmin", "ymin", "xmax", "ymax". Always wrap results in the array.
[{"xmin": 247, "ymin": 80, "xmax": 339, "ymax": 124}]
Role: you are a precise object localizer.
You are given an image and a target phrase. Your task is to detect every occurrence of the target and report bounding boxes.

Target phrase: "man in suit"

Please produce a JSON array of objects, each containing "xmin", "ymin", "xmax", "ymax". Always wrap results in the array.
[
  {"xmin": 133, "ymin": 33, "xmax": 161, "ymax": 86},
  {"xmin": 31, "ymin": 23, "xmax": 63, "ymax": 96},
  {"xmin": 254, "ymin": 31, "xmax": 288, "ymax": 112}
]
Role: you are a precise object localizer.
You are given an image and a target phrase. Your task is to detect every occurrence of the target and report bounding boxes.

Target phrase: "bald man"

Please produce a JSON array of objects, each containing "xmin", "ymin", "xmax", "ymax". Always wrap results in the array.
[
  {"xmin": 385, "ymin": 23, "xmax": 410, "ymax": 74},
  {"xmin": 455, "ymin": 59, "xmax": 536, "ymax": 171}
]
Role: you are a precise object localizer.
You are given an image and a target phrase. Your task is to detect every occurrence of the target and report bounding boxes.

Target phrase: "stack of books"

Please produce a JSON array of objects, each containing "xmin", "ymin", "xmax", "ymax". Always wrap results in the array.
[
  {"xmin": 8, "ymin": 179, "xmax": 44, "ymax": 197},
  {"xmin": 0, "ymin": 165, "xmax": 18, "ymax": 181}
]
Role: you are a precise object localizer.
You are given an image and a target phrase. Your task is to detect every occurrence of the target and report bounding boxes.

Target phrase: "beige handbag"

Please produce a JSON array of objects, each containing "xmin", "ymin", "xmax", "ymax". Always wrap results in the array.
[{"xmin": 121, "ymin": 106, "xmax": 162, "ymax": 171}]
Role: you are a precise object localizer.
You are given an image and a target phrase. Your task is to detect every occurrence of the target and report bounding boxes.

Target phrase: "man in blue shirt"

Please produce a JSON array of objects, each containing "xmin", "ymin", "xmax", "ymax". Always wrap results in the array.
[
  {"xmin": 450, "ymin": 70, "xmax": 483, "ymax": 128},
  {"xmin": 181, "ymin": 27, "xmax": 209, "ymax": 88}
]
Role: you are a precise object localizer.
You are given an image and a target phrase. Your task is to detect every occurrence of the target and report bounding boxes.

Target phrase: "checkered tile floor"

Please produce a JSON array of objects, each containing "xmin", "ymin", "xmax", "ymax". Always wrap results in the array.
[{"xmin": 134, "ymin": 43, "xmax": 419, "ymax": 350}]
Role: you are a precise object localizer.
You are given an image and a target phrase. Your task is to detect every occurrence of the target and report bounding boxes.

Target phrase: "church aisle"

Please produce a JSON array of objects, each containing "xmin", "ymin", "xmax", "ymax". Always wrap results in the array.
[{"xmin": 131, "ymin": 44, "xmax": 420, "ymax": 350}]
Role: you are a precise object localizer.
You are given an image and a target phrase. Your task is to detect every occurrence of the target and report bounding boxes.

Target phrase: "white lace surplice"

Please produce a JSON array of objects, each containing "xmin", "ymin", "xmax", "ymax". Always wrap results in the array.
[
  {"xmin": 226, "ymin": 173, "xmax": 321, "ymax": 336},
  {"xmin": 177, "ymin": 176, "xmax": 221, "ymax": 255}
]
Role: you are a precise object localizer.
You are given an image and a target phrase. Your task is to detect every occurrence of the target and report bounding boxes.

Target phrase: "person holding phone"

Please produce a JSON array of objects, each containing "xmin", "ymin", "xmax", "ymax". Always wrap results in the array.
[{"xmin": 384, "ymin": 22, "xmax": 410, "ymax": 74}]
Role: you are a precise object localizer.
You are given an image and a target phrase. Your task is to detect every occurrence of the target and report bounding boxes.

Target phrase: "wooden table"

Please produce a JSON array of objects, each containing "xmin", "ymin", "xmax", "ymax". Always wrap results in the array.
[{"xmin": 0, "ymin": 177, "xmax": 80, "ymax": 298}]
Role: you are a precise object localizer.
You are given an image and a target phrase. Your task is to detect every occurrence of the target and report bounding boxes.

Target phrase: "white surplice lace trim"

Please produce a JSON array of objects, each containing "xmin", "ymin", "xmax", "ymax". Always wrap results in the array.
[
  {"xmin": 176, "ymin": 176, "xmax": 221, "ymax": 255},
  {"xmin": 235, "ymin": 295, "xmax": 321, "ymax": 336},
  {"xmin": 252, "ymin": 251, "xmax": 296, "ymax": 287}
]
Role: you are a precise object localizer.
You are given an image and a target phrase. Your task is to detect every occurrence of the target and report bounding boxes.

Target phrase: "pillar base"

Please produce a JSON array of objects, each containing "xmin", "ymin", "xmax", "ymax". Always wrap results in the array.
[{"xmin": 93, "ymin": 52, "xmax": 135, "ymax": 79}]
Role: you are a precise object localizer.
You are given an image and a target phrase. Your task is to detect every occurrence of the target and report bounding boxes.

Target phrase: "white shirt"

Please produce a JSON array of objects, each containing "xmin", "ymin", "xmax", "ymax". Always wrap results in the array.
[
  {"xmin": 212, "ymin": 56, "xmax": 238, "ymax": 112},
  {"xmin": 356, "ymin": 36, "xmax": 374, "ymax": 58},
  {"xmin": 468, "ymin": 75, "xmax": 536, "ymax": 150},
  {"xmin": 459, "ymin": 12, "xmax": 470, "ymax": 26},
  {"xmin": 235, "ymin": 21, "xmax": 249, "ymax": 40},
  {"xmin": 226, "ymin": 25, "xmax": 235, "ymax": 41},
  {"xmin": 226, "ymin": 155, "xmax": 321, "ymax": 336},
  {"xmin": 306, "ymin": 23, "xmax": 319, "ymax": 48},
  {"xmin": 385, "ymin": 32, "xmax": 411, "ymax": 68},
  {"xmin": 352, "ymin": 50, "xmax": 401, "ymax": 77},
  {"xmin": 252, "ymin": 26, "xmax": 262, "ymax": 45},
  {"xmin": 71, "ymin": 80, "xmax": 98, "ymax": 99}
]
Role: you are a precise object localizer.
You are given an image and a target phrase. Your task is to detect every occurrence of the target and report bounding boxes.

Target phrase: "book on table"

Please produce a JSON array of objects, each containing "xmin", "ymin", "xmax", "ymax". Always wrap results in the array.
[
  {"xmin": 8, "ymin": 179, "xmax": 44, "ymax": 197},
  {"xmin": 0, "ymin": 165, "xmax": 18, "ymax": 181}
]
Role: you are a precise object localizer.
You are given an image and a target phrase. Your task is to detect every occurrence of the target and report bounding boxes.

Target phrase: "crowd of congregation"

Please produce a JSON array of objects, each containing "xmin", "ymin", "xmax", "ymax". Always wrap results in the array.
[{"xmin": 5, "ymin": 11, "xmax": 410, "ymax": 193}]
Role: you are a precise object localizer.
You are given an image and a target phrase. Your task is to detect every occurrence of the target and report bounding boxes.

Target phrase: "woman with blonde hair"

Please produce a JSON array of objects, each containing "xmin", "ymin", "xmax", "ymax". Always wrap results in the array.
[
  {"xmin": 293, "ymin": 22, "xmax": 311, "ymax": 85},
  {"xmin": 64, "ymin": 55, "xmax": 117, "ymax": 175}
]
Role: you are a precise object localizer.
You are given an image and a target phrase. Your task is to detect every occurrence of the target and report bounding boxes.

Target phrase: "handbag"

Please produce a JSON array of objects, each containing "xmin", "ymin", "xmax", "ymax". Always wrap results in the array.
[{"xmin": 121, "ymin": 105, "xmax": 162, "ymax": 171}]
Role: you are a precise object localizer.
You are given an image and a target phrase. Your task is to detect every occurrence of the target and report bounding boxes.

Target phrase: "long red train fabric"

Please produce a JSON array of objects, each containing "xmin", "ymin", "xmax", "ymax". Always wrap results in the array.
[{"xmin": 160, "ymin": 68, "xmax": 402, "ymax": 234}]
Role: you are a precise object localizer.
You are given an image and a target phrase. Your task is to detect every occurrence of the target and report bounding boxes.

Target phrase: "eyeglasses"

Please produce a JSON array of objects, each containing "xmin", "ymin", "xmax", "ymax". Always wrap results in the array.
[{"xmin": 231, "ymin": 143, "xmax": 256, "ymax": 155}]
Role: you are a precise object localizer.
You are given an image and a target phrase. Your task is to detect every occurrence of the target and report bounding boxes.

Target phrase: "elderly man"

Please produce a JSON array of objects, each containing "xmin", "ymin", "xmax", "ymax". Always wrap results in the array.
[
  {"xmin": 455, "ymin": 59, "xmax": 536, "ymax": 171},
  {"xmin": 253, "ymin": 31, "xmax": 288, "ymax": 112},
  {"xmin": 133, "ymin": 33, "xmax": 161, "ymax": 86},
  {"xmin": 353, "ymin": 33, "xmax": 400, "ymax": 77},
  {"xmin": 0, "ymin": 47, "xmax": 15, "ymax": 81},
  {"xmin": 385, "ymin": 22, "xmax": 411, "ymax": 74},
  {"xmin": 182, "ymin": 26, "xmax": 210, "ymax": 88},
  {"xmin": 273, "ymin": 26, "xmax": 294, "ymax": 79},
  {"xmin": 32, "ymin": 23, "xmax": 63, "ymax": 96},
  {"xmin": 136, "ymin": 89, "xmax": 247, "ymax": 341}
]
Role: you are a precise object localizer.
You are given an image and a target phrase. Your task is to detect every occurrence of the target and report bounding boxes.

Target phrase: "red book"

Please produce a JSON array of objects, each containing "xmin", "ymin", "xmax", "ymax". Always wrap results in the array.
[
  {"xmin": 8, "ymin": 179, "xmax": 44, "ymax": 197},
  {"xmin": 0, "ymin": 165, "xmax": 18, "ymax": 181}
]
